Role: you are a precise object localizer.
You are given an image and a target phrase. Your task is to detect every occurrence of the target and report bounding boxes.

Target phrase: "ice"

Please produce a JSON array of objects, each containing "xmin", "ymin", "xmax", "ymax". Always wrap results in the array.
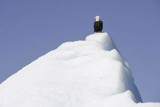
[{"xmin": 0, "ymin": 33, "xmax": 159, "ymax": 107}]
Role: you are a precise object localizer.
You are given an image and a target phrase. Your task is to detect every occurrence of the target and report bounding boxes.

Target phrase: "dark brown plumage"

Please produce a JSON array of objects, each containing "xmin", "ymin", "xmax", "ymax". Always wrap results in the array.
[{"xmin": 94, "ymin": 20, "xmax": 103, "ymax": 33}]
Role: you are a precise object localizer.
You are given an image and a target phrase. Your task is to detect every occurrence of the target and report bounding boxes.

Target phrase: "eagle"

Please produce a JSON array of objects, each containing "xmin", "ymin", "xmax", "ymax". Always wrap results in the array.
[{"xmin": 94, "ymin": 16, "xmax": 103, "ymax": 33}]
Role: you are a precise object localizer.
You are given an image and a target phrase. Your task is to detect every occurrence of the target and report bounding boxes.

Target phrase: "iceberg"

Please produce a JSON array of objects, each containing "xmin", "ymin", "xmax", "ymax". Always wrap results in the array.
[{"xmin": 0, "ymin": 33, "xmax": 159, "ymax": 107}]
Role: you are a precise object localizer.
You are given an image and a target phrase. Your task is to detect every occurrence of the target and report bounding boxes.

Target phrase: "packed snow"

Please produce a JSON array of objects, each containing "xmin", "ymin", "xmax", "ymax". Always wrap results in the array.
[{"xmin": 0, "ymin": 33, "xmax": 159, "ymax": 107}]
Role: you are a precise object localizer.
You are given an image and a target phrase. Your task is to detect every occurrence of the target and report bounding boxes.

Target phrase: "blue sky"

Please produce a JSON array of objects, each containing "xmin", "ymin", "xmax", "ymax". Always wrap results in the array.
[{"xmin": 0, "ymin": 0, "xmax": 160, "ymax": 102}]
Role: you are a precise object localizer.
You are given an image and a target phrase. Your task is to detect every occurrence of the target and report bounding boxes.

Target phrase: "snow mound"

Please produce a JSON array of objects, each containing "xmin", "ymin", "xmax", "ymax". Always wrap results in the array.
[{"xmin": 0, "ymin": 33, "xmax": 159, "ymax": 107}]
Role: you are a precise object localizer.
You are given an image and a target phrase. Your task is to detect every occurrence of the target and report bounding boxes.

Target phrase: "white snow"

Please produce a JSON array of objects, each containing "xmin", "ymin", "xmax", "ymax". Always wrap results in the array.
[{"xmin": 0, "ymin": 33, "xmax": 159, "ymax": 107}]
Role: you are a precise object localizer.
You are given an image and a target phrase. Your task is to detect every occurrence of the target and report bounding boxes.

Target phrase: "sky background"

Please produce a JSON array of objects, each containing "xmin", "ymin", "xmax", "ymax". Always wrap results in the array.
[{"xmin": 0, "ymin": 0, "xmax": 160, "ymax": 102}]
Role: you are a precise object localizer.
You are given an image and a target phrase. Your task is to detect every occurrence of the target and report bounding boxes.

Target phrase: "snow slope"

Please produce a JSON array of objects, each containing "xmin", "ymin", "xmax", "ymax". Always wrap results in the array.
[{"xmin": 0, "ymin": 33, "xmax": 159, "ymax": 107}]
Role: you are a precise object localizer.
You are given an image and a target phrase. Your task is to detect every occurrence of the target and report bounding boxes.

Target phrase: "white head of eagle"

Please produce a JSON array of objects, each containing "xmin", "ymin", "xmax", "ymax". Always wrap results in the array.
[{"xmin": 94, "ymin": 16, "xmax": 103, "ymax": 33}]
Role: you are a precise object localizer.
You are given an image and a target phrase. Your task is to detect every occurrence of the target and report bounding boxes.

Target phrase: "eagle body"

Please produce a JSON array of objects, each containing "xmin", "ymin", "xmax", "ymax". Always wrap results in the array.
[{"xmin": 94, "ymin": 20, "xmax": 103, "ymax": 33}]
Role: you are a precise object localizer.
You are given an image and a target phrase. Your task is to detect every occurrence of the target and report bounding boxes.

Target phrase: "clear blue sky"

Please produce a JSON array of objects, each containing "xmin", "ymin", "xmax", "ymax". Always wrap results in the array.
[{"xmin": 0, "ymin": 0, "xmax": 160, "ymax": 102}]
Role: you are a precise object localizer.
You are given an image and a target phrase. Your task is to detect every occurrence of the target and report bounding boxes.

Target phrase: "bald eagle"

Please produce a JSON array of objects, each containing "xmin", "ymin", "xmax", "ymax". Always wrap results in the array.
[{"xmin": 94, "ymin": 16, "xmax": 103, "ymax": 33}]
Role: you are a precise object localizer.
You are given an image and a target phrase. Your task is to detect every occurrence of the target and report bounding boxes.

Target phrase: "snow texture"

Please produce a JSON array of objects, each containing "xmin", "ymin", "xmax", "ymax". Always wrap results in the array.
[{"xmin": 0, "ymin": 33, "xmax": 159, "ymax": 107}]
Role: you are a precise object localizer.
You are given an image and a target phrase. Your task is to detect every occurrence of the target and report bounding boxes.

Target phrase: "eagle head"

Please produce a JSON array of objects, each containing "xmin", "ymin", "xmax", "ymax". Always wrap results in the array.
[{"xmin": 95, "ymin": 16, "xmax": 100, "ymax": 21}]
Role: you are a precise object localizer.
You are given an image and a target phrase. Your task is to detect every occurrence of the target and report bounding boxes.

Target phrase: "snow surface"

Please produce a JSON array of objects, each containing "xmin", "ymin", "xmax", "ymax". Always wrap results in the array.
[{"xmin": 0, "ymin": 33, "xmax": 159, "ymax": 107}]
